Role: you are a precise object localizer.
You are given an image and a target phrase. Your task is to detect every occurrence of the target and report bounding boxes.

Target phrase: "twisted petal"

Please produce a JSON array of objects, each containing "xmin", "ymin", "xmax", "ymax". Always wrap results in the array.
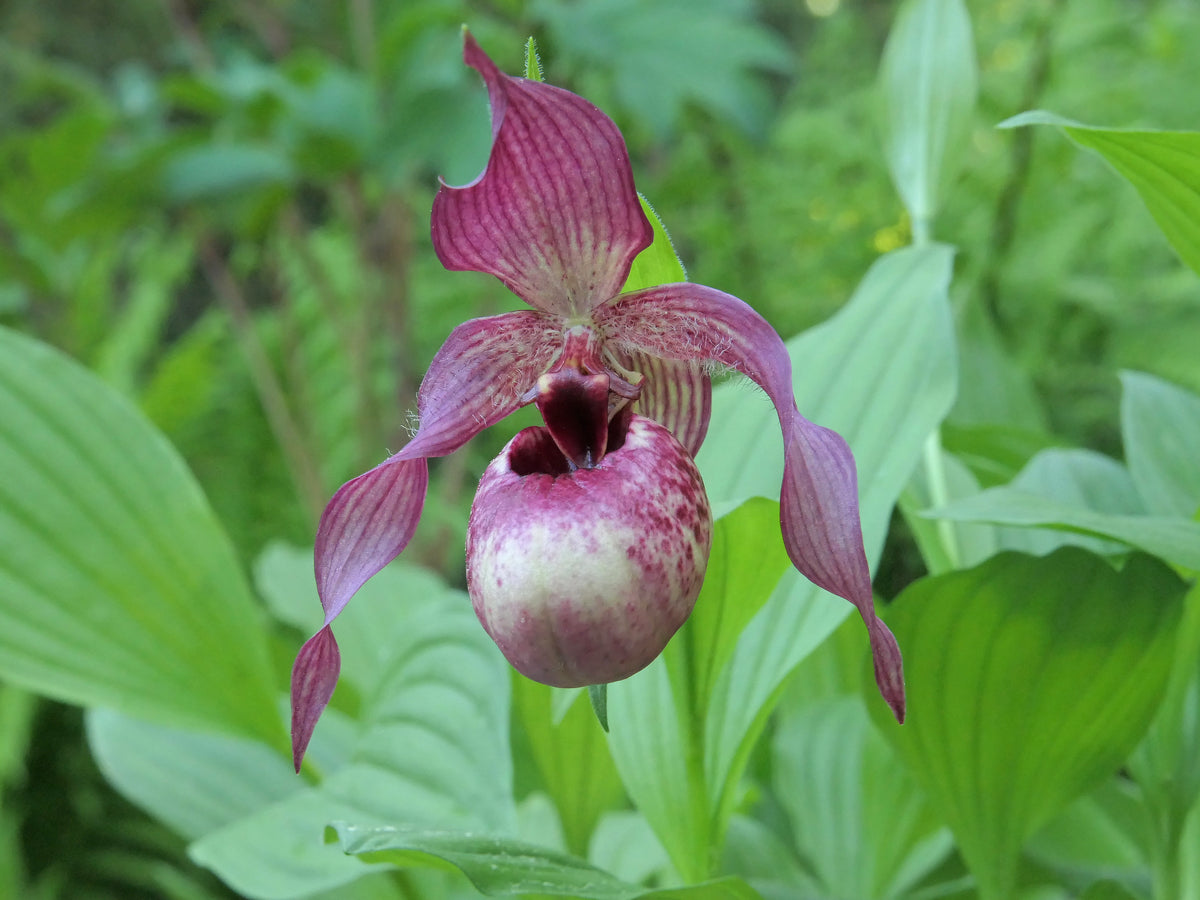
[
  {"xmin": 290, "ymin": 311, "xmax": 561, "ymax": 768},
  {"xmin": 596, "ymin": 284, "xmax": 905, "ymax": 721},
  {"xmin": 431, "ymin": 32, "xmax": 652, "ymax": 316},
  {"xmin": 609, "ymin": 349, "xmax": 712, "ymax": 456}
]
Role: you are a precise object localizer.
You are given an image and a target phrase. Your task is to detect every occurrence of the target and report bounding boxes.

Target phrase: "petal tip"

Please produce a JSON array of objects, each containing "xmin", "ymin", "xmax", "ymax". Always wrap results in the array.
[
  {"xmin": 290, "ymin": 626, "xmax": 341, "ymax": 773},
  {"xmin": 869, "ymin": 618, "xmax": 906, "ymax": 724}
]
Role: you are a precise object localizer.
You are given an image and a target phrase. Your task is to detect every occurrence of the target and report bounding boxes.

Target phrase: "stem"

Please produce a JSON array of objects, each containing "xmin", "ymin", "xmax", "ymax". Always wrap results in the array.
[
  {"xmin": 911, "ymin": 214, "xmax": 932, "ymax": 247},
  {"xmin": 922, "ymin": 430, "xmax": 960, "ymax": 570},
  {"xmin": 199, "ymin": 238, "xmax": 328, "ymax": 522}
]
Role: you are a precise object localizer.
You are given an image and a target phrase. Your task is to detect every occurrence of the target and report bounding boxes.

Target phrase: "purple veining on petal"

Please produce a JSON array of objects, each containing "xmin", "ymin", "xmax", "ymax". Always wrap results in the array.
[
  {"xmin": 414, "ymin": 310, "xmax": 563, "ymax": 456},
  {"xmin": 596, "ymin": 283, "xmax": 905, "ymax": 722},
  {"xmin": 609, "ymin": 349, "xmax": 712, "ymax": 455},
  {"xmin": 290, "ymin": 625, "xmax": 340, "ymax": 772},
  {"xmin": 290, "ymin": 309, "xmax": 563, "ymax": 768},
  {"xmin": 431, "ymin": 32, "xmax": 652, "ymax": 316}
]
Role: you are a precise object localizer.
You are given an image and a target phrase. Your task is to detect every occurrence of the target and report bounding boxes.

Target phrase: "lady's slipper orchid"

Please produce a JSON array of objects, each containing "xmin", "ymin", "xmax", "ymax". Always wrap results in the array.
[{"xmin": 289, "ymin": 32, "xmax": 905, "ymax": 771}]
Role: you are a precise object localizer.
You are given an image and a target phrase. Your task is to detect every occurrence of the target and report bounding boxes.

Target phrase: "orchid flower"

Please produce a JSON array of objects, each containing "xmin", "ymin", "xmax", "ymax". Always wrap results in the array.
[{"xmin": 289, "ymin": 32, "xmax": 905, "ymax": 772}]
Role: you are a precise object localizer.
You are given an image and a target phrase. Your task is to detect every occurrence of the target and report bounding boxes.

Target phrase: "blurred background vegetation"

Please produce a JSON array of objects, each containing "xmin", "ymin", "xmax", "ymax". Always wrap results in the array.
[{"xmin": 1, "ymin": 0, "xmax": 1198, "ymax": 896}]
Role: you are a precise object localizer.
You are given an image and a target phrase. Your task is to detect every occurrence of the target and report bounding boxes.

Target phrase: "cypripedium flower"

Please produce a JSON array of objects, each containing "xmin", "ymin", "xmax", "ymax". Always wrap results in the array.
[{"xmin": 289, "ymin": 32, "xmax": 905, "ymax": 772}]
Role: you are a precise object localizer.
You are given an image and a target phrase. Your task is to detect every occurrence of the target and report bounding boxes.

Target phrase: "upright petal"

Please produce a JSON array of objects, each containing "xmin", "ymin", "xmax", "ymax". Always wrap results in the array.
[
  {"xmin": 431, "ymin": 32, "xmax": 652, "ymax": 316},
  {"xmin": 596, "ymin": 284, "xmax": 905, "ymax": 721},
  {"xmin": 608, "ymin": 349, "xmax": 712, "ymax": 456},
  {"xmin": 291, "ymin": 311, "xmax": 561, "ymax": 767}
]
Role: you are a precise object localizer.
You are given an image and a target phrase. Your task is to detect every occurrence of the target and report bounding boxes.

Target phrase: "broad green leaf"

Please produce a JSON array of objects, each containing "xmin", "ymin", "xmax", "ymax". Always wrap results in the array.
[
  {"xmin": 86, "ymin": 709, "xmax": 299, "ymax": 842},
  {"xmin": 1120, "ymin": 370, "xmax": 1200, "ymax": 518},
  {"xmin": 188, "ymin": 550, "xmax": 514, "ymax": 900},
  {"xmin": 1025, "ymin": 786, "xmax": 1146, "ymax": 887},
  {"xmin": 929, "ymin": 487, "xmax": 1200, "ymax": 571},
  {"xmin": 538, "ymin": 0, "xmax": 790, "ymax": 139},
  {"xmin": 624, "ymin": 194, "xmax": 687, "ymax": 291},
  {"xmin": 1078, "ymin": 882, "xmax": 1143, "ymax": 900},
  {"xmin": 338, "ymin": 824, "xmax": 762, "ymax": 900},
  {"xmin": 611, "ymin": 245, "xmax": 956, "ymax": 880},
  {"xmin": 1128, "ymin": 582, "xmax": 1200, "ymax": 889},
  {"xmin": 1001, "ymin": 111, "xmax": 1200, "ymax": 278},
  {"xmin": 511, "ymin": 678, "xmax": 624, "ymax": 857},
  {"xmin": 878, "ymin": 0, "xmax": 977, "ymax": 236},
  {"xmin": 162, "ymin": 144, "xmax": 295, "ymax": 203},
  {"xmin": 720, "ymin": 816, "xmax": 824, "ymax": 899},
  {"xmin": 772, "ymin": 697, "xmax": 951, "ymax": 900},
  {"xmin": 683, "ymin": 497, "xmax": 789, "ymax": 721},
  {"xmin": 588, "ymin": 812, "xmax": 671, "ymax": 888},
  {"xmin": 0, "ymin": 326, "xmax": 279, "ymax": 745},
  {"xmin": 868, "ymin": 548, "xmax": 1185, "ymax": 900},
  {"xmin": 949, "ymin": 299, "xmax": 1047, "ymax": 433},
  {"xmin": 698, "ymin": 244, "xmax": 956, "ymax": 840}
]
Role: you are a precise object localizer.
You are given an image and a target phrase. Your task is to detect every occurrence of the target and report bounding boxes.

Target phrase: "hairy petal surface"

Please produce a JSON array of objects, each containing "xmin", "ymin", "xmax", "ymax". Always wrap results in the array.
[
  {"xmin": 291, "ymin": 311, "xmax": 561, "ymax": 767},
  {"xmin": 431, "ymin": 32, "xmax": 652, "ymax": 315},
  {"xmin": 597, "ymin": 284, "xmax": 905, "ymax": 720},
  {"xmin": 609, "ymin": 348, "xmax": 712, "ymax": 456}
]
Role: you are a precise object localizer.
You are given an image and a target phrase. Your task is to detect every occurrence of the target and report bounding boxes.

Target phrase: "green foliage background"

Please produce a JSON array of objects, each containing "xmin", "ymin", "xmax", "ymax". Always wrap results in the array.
[{"xmin": 1, "ymin": 0, "xmax": 1198, "ymax": 898}]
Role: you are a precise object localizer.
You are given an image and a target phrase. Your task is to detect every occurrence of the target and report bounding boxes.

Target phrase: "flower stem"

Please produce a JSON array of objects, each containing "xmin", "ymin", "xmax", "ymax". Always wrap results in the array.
[{"xmin": 922, "ymin": 430, "xmax": 960, "ymax": 570}]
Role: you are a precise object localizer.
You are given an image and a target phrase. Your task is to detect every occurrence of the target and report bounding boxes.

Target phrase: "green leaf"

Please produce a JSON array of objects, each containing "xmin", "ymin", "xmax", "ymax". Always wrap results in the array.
[
  {"xmin": 1026, "ymin": 786, "xmax": 1147, "ymax": 887},
  {"xmin": 338, "ymin": 825, "xmax": 762, "ymax": 900},
  {"xmin": 1078, "ymin": 881, "xmax": 1143, "ymax": 900},
  {"xmin": 0, "ymin": 326, "xmax": 279, "ymax": 745},
  {"xmin": 684, "ymin": 497, "xmax": 790, "ymax": 720},
  {"xmin": 878, "ymin": 0, "xmax": 978, "ymax": 235},
  {"xmin": 511, "ymin": 679, "xmax": 624, "ymax": 857},
  {"xmin": 868, "ymin": 548, "xmax": 1186, "ymax": 900},
  {"xmin": 1001, "ymin": 112, "xmax": 1200, "ymax": 279},
  {"xmin": 187, "ymin": 548, "xmax": 515, "ymax": 900},
  {"xmin": 1120, "ymin": 370, "xmax": 1200, "ymax": 518},
  {"xmin": 538, "ymin": 0, "xmax": 790, "ymax": 138},
  {"xmin": 624, "ymin": 194, "xmax": 687, "ymax": 291},
  {"xmin": 1128, "ymin": 581, "xmax": 1200, "ymax": 892},
  {"xmin": 162, "ymin": 144, "xmax": 295, "ymax": 203},
  {"xmin": 698, "ymin": 243, "xmax": 957, "ymax": 833},
  {"xmin": 772, "ymin": 697, "xmax": 951, "ymax": 900},
  {"xmin": 929, "ymin": 453, "xmax": 1200, "ymax": 572},
  {"xmin": 86, "ymin": 708, "xmax": 299, "ymax": 842},
  {"xmin": 611, "ymin": 245, "xmax": 956, "ymax": 881},
  {"xmin": 525, "ymin": 37, "xmax": 544, "ymax": 82}
]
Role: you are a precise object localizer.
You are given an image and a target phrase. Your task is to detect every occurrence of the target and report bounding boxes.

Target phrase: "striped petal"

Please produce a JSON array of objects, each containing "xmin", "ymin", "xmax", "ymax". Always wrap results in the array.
[
  {"xmin": 596, "ymin": 284, "xmax": 905, "ymax": 722},
  {"xmin": 609, "ymin": 349, "xmax": 712, "ymax": 456},
  {"xmin": 290, "ymin": 310, "xmax": 561, "ymax": 767},
  {"xmin": 431, "ymin": 32, "xmax": 652, "ymax": 316}
]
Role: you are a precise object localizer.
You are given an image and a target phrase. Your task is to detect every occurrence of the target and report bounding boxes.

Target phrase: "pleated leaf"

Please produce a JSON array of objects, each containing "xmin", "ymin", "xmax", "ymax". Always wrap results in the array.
[
  {"xmin": 609, "ymin": 245, "xmax": 956, "ymax": 878},
  {"xmin": 187, "ymin": 547, "xmax": 514, "ymax": 900},
  {"xmin": 511, "ymin": 678, "xmax": 625, "ymax": 857},
  {"xmin": 868, "ymin": 548, "xmax": 1185, "ymax": 900},
  {"xmin": 338, "ymin": 825, "xmax": 762, "ymax": 900},
  {"xmin": 772, "ymin": 697, "xmax": 951, "ymax": 900},
  {"xmin": 1120, "ymin": 370, "xmax": 1200, "ymax": 518},
  {"xmin": 698, "ymin": 244, "xmax": 956, "ymax": 826},
  {"xmin": 0, "ymin": 326, "xmax": 279, "ymax": 745},
  {"xmin": 1001, "ymin": 112, "xmax": 1200, "ymax": 278}
]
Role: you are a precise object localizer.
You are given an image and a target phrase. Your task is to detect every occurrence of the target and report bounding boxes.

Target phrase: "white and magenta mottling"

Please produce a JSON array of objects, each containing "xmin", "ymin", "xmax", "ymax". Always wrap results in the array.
[{"xmin": 467, "ymin": 416, "xmax": 712, "ymax": 687}]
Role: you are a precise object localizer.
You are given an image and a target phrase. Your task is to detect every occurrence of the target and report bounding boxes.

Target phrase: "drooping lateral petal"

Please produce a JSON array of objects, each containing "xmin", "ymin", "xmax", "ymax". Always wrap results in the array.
[
  {"xmin": 608, "ymin": 349, "xmax": 712, "ymax": 456},
  {"xmin": 291, "ymin": 311, "xmax": 561, "ymax": 766},
  {"xmin": 315, "ymin": 310, "xmax": 559, "ymax": 625},
  {"xmin": 290, "ymin": 626, "xmax": 339, "ymax": 772},
  {"xmin": 596, "ymin": 284, "xmax": 905, "ymax": 721},
  {"xmin": 431, "ymin": 32, "xmax": 652, "ymax": 316}
]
